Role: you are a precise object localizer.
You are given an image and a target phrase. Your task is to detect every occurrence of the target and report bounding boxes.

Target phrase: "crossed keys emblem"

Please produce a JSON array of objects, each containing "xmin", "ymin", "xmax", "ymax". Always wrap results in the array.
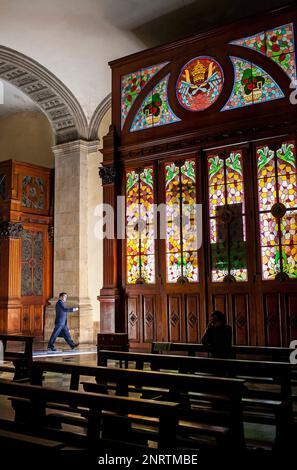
[{"xmin": 179, "ymin": 62, "xmax": 221, "ymax": 103}]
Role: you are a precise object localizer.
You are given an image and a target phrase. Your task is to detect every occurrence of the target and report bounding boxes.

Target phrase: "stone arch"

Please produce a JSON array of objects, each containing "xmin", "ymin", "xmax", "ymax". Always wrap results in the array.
[
  {"xmin": 88, "ymin": 93, "xmax": 111, "ymax": 140},
  {"xmin": 0, "ymin": 45, "xmax": 88, "ymax": 144}
]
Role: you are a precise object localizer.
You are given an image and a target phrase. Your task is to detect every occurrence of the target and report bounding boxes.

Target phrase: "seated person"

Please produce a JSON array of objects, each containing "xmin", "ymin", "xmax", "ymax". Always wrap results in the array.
[{"xmin": 201, "ymin": 310, "xmax": 232, "ymax": 358}]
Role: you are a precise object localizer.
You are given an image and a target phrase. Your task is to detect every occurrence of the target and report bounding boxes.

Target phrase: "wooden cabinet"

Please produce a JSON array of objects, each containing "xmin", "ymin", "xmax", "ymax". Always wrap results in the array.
[{"xmin": 0, "ymin": 160, "xmax": 53, "ymax": 337}]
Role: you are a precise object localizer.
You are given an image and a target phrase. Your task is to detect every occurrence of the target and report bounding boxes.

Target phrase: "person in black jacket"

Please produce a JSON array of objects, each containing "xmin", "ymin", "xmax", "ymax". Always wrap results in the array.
[
  {"xmin": 47, "ymin": 292, "xmax": 79, "ymax": 351},
  {"xmin": 201, "ymin": 310, "xmax": 232, "ymax": 358}
]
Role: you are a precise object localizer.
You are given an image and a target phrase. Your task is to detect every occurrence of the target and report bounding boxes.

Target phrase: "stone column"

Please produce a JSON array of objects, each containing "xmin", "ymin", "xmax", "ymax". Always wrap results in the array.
[{"xmin": 44, "ymin": 140, "xmax": 99, "ymax": 344}]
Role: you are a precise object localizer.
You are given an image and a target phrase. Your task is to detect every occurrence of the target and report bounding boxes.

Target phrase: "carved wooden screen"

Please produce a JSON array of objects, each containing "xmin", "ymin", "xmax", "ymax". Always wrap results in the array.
[{"xmin": 101, "ymin": 6, "xmax": 297, "ymax": 347}]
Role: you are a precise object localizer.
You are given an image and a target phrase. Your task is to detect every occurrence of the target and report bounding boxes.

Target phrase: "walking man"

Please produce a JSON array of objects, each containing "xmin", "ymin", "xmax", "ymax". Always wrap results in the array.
[{"xmin": 47, "ymin": 292, "xmax": 79, "ymax": 351}]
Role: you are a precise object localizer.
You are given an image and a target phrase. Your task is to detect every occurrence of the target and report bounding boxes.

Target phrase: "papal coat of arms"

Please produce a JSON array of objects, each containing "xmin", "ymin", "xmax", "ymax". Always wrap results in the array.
[{"xmin": 176, "ymin": 56, "xmax": 224, "ymax": 111}]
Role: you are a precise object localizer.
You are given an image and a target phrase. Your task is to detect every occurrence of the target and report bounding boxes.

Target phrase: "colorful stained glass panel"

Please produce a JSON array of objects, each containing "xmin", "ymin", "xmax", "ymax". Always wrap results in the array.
[
  {"xmin": 230, "ymin": 32, "xmax": 265, "ymax": 54},
  {"xmin": 226, "ymin": 152, "xmax": 243, "ymax": 182},
  {"xmin": 259, "ymin": 213, "xmax": 278, "ymax": 246},
  {"xmin": 209, "ymin": 184, "xmax": 226, "ymax": 217},
  {"xmin": 165, "ymin": 159, "xmax": 198, "ymax": 283},
  {"xmin": 229, "ymin": 24, "xmax": 296, "ymax": 82},
  {"xmin": 283, "ymin": 245, "xmax": 297, "ymax": 278},
  {"xmin": 211, "ymin": 269, "xmax": 228, "ymax": 282},
  {"xmin": 261, "ymin": 246, "xmax": 279, "ymax": 279},
  {"xmin": 183, "ymin": 252, "xmax": 198, "ymax": 282},
  {"xmin": 207, "ymin": 151, "xmax": 247, "ymax": 282},
  {"xmin": 222, "ymin": 57, "xmax": 284, "ymax": 111},
  {"xmin": 266, "ymin": 24, "xmax": 295, "ymax": 56},
  {"xmin": 208, "ymin": 156, "xmax": 224, "ymax": 185},
  {"xmin": 278, "ymin": 174, "xmax": 297, "ymax": 208},
  {"xmin": 227, "ymin": 182, "xmax": 244, "ymax": 206},
  {"xmin": 167, "ymin": 253, "xmax": 182, "ymax": 283},
  {"xmin": 257, "ymin": 146, "xmax": 275, "ymax": 177},
  {"xmin": 277, "ymin": 142, "xmax": 296, "ymax": 175},
  {"xmin": 121, "ymin": 62, "xmax": 168, "ymax": 129},
  {"xmin": 127, "ymin": 256, "xmax": 141, "ymax": 284},
  {"xmin": 126, "ymin": 167, "xmax": 155, "ymax": 284},
  {"xmin": 141, "ymin": 255, "xmax": 155, "ymax": 283},
  {"xmin": 131, "ymin": 75, "xmax": 180, "ymax": 132},
  {"xmin": 230, "ymin": 268, "xmax": 248, "ymax": 282},
  {"xmin": 258, "ymin": 177, "xmax": 277, "ymax": 211},
  {"xmin": 176, "ymin": 56, "xmax": 224, "ymax": 111},
  {"xmin": 281, "ymin": 211, "xmax": 297, "ymax": 245}
]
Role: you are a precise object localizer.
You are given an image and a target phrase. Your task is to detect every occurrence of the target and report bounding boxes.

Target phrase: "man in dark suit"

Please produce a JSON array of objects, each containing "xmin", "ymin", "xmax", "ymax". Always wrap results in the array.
[{"xmin": 47, "ymin": 292, "xmax": 79, "ymax": 351}]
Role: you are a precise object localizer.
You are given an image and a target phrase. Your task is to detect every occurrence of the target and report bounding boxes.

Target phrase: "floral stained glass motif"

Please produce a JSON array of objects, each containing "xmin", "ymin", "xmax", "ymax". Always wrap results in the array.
[
  {"xmin": 126, "ymin": 167, "xmax": 155, "ymax": 284},
  {"xmin": 121, "ymin": 62, "xmax": 168, "ymax": 129},
  {"xmin": 165, "ymin": 159, "xmax": 198, "ymax": 283},
  {"xmin": 176, "ymin": 56, "xmax": 224, "ymax": 111},
  {"xmin": 222, "ymin": 57, "xmax": 284, "ymax": 111},
  {"xmin": 256, "ymin": 140, "xmax": 297, "ymax": 279},
  {"xmin": 130, "ymin": 75, "xmax": 180, "ymax": 132},
  {"xmin": 230, "ymin": 23, "xmax": 296, "ymax": 82},
  {"xmin": 208, "ymin": 150, "xmax": 247, "ymax": 282}
]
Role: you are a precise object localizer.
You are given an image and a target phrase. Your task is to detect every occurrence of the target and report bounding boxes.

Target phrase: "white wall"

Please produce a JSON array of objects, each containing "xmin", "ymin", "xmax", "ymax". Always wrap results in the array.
[
  {"xmin": 0, "ymin": 111, "xmax": 54, "ymax": 167},
  {"xmin": 0, "ymin": 0, "xmax": 145, "ymax": 121}
]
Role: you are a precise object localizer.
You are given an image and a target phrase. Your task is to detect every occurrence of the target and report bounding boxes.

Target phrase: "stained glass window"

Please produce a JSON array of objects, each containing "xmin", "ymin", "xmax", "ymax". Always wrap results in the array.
[
  {"xmin": 222, "ymin": 57, "xmax": 284, "ymax": 111},
  {"xmin": 207, "ymin": 150, "xmax": 248, "ymax": 282},
  {"xmin": 230, "ymin": 23, "xmax": 296, "ymax": 83},
  {"xmin": 21, "ymin": 230, "xmax": 44, "ymax": 296},
  {"xmin": 257, "ymin": 140, "xmax": 297, "ymax": 280},
  {"xmin": 126, "ymin": 167, "xmax": 155, "ymax": 284},
  {"xmin": 121, "ymin": 62, "xmax": 168, "ymax": 129},
  {"xmin": 130, "ymin": 74, "xmax": 180, "ymax": 132},
  {"xmin": 165, "ymin": 159, "xmax": 198, "ymax": 283}
]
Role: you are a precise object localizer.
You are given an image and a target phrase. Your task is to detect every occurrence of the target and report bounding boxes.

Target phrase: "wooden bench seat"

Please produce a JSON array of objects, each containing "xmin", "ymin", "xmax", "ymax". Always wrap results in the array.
[
  {"xmin": 0, "ymin": 428, "xmax": 65, "ymax": 449},
  {"xmin": 0, "ymin": 378, "xmax": 178, "ymax": 451},
  {"xmin": 30, "ymin": 360, "xmax": 246, "ymax": 450},
  {"xmin": 0, "ymin": 334, "xmax": 33, "ymax": 381},
  {"xmin": 96, "ymin": 350, "xmax": 295, "ymax": 449}
]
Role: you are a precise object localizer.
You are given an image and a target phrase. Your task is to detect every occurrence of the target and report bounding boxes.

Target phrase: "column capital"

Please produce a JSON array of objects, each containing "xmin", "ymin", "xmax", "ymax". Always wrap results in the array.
[
  {"xmin": 99, "ymin": 164, "xmax": 116, "ymax": 185},
  {"xmin": 52, "ymin": 139, "xmax": 100, "ymax": 158}
]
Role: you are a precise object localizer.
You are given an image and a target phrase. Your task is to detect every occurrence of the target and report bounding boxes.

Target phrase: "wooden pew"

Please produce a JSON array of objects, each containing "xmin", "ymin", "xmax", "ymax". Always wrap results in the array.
[
  {"xmin": 151, "ymin": 342, "xmax": 294, "ymax": 362},
  {"xmin": 0, "ymin": 334, "xmax": 33, "ymax": 380},
  {"xmin": 31, "ymin": 360, "xmax": 246, "ymax": 450},
  {"xmin": 0, "ymin": 378, "xmax": 178, "ymax": 451},
  {"xmin": 97, "ymin": 349, "xmax": 295, "ymax": 450},
  {"xmin": 98, "ymin": 350, "xmax": 292, "ymax": 395}
]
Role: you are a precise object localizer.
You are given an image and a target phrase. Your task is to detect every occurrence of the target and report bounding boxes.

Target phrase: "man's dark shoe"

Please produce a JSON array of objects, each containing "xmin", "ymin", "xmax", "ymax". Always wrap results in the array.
[
  {"xmin": 48, "ymin": 345, "xmax": 57, "ymax": 351},
  {"xmin": 71, "ymin": 342, "xmax": 79, "ymax": 350}
]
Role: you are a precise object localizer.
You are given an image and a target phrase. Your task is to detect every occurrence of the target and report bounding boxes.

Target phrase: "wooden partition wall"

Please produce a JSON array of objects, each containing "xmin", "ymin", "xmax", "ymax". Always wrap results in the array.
[
  {"xmin": 0, "ymin": 160, "xmax": 53, "ymax": 336},
  {"xmin": 99, "ymin": 5, "xmax": 297, "ymax": 348}
]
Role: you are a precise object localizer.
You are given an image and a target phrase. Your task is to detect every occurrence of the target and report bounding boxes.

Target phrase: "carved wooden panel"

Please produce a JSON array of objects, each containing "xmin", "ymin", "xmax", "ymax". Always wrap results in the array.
[
  {"xmin": 185, "ymin": 295, "xmax": 199, "ymax": 343},
  {"xmin": 127, "ymin": 296, "xmax": 140, "ymax": 342},
  {"xmin": 212, "ymin": 295, "xmax": 227, "ymax": 316},
  {"xmin": 168, "ymin": 295, "xmax": 182, "ymax": 342},
  {"xmin": 21, "ymin": 305, "xmax": 31, "ymax": 335},
  {"xmin": 264, "ymin": 294, "xmax": 281, "ymax": 346},
  {"xmin": 233, "ymin": 294, "xmax": 249, "ymax": 345},
  {"xmin": 287, "ymin": 294, "xmax": 297, "ymax": 342},
  {"xmin": 33, "ymin": 305, "xmax": 43, "ymax": 335},
  {"xmin": 143, "ymin": 296, "xmax": 155, "ymax": 343}
]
